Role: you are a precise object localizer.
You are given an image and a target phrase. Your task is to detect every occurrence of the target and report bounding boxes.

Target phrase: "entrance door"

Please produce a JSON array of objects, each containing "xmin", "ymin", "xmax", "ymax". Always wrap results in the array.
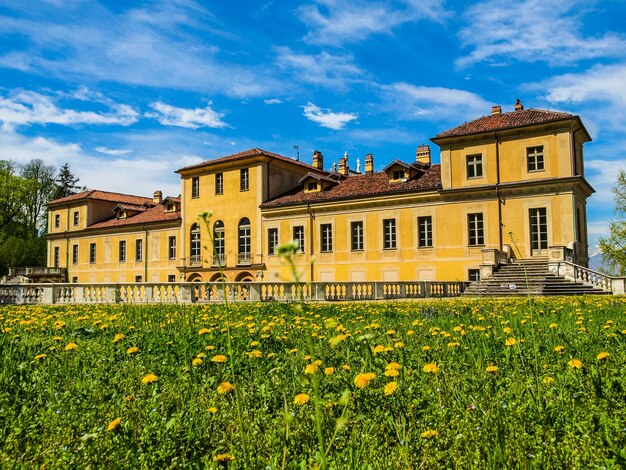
[{"xmin": 529, "ymin": 208, "xmax": 548, "ymax": 256}]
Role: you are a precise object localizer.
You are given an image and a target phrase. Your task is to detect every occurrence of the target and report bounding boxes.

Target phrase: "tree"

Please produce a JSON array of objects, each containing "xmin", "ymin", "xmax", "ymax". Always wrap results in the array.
[
  {"xmin": 599, "ymin": 170, "xmax": 626, "ymax": 275},
  {"xmin": 0, "ymin": 161, "xmax": 30, "ymax": 234},
  {"xmin": 53, "ymin": 163, "xmax": 81, "ymax": 200},
  {"xmin": 21, "ymin": 159, "xmax": 56, "ymax": 237}
]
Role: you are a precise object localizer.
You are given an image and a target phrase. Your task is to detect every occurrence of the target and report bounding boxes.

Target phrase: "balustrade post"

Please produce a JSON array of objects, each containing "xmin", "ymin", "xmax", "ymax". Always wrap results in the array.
[
  {"xmin": 249, "ymin": 283, "xmax": 261, "ymax": 301},
  {"xmin": 42, "ymin": 285, "xmax": 55, "ymax": 304},
  {"xmin": 74, "ymin": 285, "xmax": 84, "ymax": 303},
  {"xmin": 178, "ymin": 284, "xmax": 194, "ymax": 303},
  {"xmin": 373, "ymin": 282, "xmax": 384, "ymax": 300},
  {"xmin": 144, "ymin": 285, "xmax": 153, "ymax": 303},
  {"xmin": 105, "ymin": 286, "xmax": 121, "ymax": 303}
]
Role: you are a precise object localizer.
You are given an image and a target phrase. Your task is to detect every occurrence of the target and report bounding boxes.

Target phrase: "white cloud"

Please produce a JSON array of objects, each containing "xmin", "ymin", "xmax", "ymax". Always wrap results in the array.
[
  {"xmin": 381, "ymin": 83, "xmax": 491, "ymax": 122},
  {"xmin": 302, "ymin": 102, "xmax": 358, "ymax": 130},
  {"xmin": 299, "ymin": 0, "xmax": 446, "ymax": 46},
  {"xmin": 457, "ymin": 0, "xmax": 626, "ymax": 67},
  {"xmin": 0, "ymin": 2, "xmax": 279, "ymax": 97},
  {"xmin": 264, "ymin": 98, "xmax": 282, "ymax": 105},
  {"xmin": 0, "ymin": 89, "xmax": 138, "ymax": 130},
  {"xmin": 146, "ymin": 101, "xmax": 227, "ymax": 129},
  {"xmin": 95, "ymin": 146, "xmax": 132, "ymax": 156},
  {"xmin": 275, "ymin": 47, "xmax": 364, "ymax": 90},
  {"xmin": 585, "ymin": 159, "xmax": 626, "ymax": 206}
]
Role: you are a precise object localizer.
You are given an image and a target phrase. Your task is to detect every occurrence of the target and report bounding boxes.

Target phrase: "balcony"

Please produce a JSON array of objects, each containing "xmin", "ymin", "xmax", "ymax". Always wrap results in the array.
[
  {"xmin": 212, "ymin": 254, "xmax": 226, "ymax": 267},
  {"xmin": 187, "ymin": 255, "xmax": 203, "ymax": 267},
  {"xmin": 237, "ymin": 253, "xmax": 253, "ymax": 266}
]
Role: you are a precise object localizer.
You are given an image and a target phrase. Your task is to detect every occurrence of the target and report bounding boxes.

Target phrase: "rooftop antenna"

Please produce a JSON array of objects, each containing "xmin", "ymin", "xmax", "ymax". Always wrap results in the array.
[{"xmin": 293, "ymin": 144, "xmax": 300, "ymax": 161}]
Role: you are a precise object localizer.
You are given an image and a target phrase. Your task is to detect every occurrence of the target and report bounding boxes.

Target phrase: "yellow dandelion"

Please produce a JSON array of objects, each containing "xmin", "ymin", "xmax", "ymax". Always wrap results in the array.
[
  {"xmin": 52, "ymin": 336, "xmax": 63, "ymax": 342},
  {"xmin": 192, "ymin": 357, "xmax": 203, "ymax": 367},
  {"xmin": 35, "ymin": 353, "xmax": 47, "ymax": 361},
  {"xmin": 423, "ymin": 362, "xmax": 439, "ymax": 374},
  {"xmin": 386, "ymin": 362, "xmax": 401, "ymax": 370},
  {"xmin": 554, "ymin": 345, "xmax": 565, "ymax": 353},
  {"xmin": 384, "ymin": 381, "xmax": 398, "ymax": 396},
  {"xmin": 198, "ymin": 328, "xmax": 210, "ymax": 335},
  {"xmin": 126, "ymin": 346, "xmax": 139, "ymax": 355},
  {"xmin": 597, "ymin": 351, "xmax": 610, "ymax": 361},
  {"xmin": 217, "ymin": 381, "xmax": 234, "ymax": 395},
  {"xmin": 372, "ymin": 345, "xmax": 386, "ymax": 354},
  {"xmin": 447, "ymin": 342, "xmax": 459, "ymax": 348},
  {"xmin": 304, "ymin": 363, "xmax": 319, "ymax": 375},
  {"xmin": 248, "ymin": 350, "xmax": 262, "ymax": 358},
  {"xmin": 213, "ymin": 454, "xmax": 235, "ymax": 462},
  {"xmin": 112, "ymin": 333, "xmax": 125, "ymax": 343},
  {"xmin": 342, "ymin": 364, "xmax": 351, "ymax": 371},
  {"xmin": 211, "ymin": 354, "xmax": 227, "ymax": 363},
  {"xmin": 354, "ymin": 372, "xmax": 376, "ymax": 389},
  {"xmin": 141, "ymin": 373, "xmax": 158, "ymax": 384},
  {"xmin": 267, "ymin": 352, "xmax": 276, "ymax": 359},
  {"xmin": 549, "ymin": 323, "xmax": 558, "ymax": 329},
  {"xmin": 543, "ymin": 376, "xmax": 555, "ymax": 384},
  {"xmin": 324, "ymin": 367, "xmax": 335, "ymax": 375},
  {"xmin": 205, "ymin": 345, "xmax": 215, "ymax": 351},
  {"xmin": 106, "ymin": 417, "xmax": 121, "ymax": 432},
  {"xmin": 384, "ymin": 369, "xmax": 400, "ymax": 377},
  {"xmin": 394, "ymin": 342, "xmax": 405, "ymax": 349},
  {"xmin": 293, "ymin": 393, "xmax": 310, "ymax": 405},
  {"xmin": 421, "ymin": 429, "xmax": 439, "ymax": 438},
  {"xmin": 64, "ymin": 342, "xmax": 77, "ymax": 351},
  {"xmin": 196, "ymin": 352, "xmax": 206, "ymax": 359},
  {"xmin": 505, "ymin": 337, "xmax": 516, "ymax": 346},
  {"xmin": 250, "ymin": 340, "xmax": 260, "ymax": 347},
  {"xmin": 208, "ymin": 407, "xmax": 218, "ymax": 413},
  {"xmin": 486, "ymin": 365, "xmax": 498, "ymax": 373},
  {"xmin": 568, "ymin": 359, "xmax": 583, "ymax": 369},
  {"xmin": 289, "ymin": 348, "xmax": 298, "ymax": 354},
  {"xmin": 422, "ymin": 345, "xmax": 431, "ymax": 351}
]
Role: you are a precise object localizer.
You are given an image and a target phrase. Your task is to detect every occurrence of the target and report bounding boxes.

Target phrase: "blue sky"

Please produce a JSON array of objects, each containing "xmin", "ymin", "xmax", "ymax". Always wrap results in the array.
[{"xmin": 1, "ymin": 0, "xmax": 625, "ymax": 249}]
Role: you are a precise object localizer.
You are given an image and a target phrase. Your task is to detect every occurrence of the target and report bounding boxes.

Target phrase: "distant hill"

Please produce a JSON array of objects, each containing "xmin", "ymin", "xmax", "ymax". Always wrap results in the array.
[{"xmin": 588, "ymin": 253, "xmax": 603, "ymax": 271}]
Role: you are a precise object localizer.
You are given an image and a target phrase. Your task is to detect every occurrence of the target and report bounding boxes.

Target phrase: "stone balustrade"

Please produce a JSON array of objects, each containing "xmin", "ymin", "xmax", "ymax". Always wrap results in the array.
[{"xmin": 0, "ymin": 280, "xmax": 470, "ymax": 305}]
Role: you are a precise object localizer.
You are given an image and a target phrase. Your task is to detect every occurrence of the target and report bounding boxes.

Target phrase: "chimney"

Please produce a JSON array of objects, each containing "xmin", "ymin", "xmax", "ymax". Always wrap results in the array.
[
  {"xmin": 312, "ymin": 150, "xmax": 324, "ymax": 170},
  {"xmin": 415, "ymin": 145, "xmax": 431, "ymax": 166},
  {"xmin": 153, "ymin": 190, "xmax": 163, "ymax": 204},
  {"xmin": 491, "ymin": 105, "xmax": 502, "ymax": 115},
  {"xmin": 365, "ymin": 153, "xmax": 374, "ymax": 174},
  {"xmin": 514, "ymin": 99, "xmax": 524, "ymax": 111},
  {"xmin": 338, "ymin": 156, "xmax": 349, "ymax": 176}
]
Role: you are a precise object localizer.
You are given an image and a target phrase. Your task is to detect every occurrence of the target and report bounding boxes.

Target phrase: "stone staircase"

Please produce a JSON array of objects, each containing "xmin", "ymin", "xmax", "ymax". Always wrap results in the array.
[{"xmin": 463, "ymin": 258, "xmax": 611, "ymax": 297}]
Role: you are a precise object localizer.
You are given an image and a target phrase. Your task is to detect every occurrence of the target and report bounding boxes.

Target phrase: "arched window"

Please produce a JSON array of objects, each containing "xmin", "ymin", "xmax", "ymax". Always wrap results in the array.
[
  {"xmin": 213, "ymin": 220, "xmax": 225, "ymax": 266},
  {"xmin": 190, "ymin": 223, "xmax": 201, "ymax": 264},
  {"xmin": 238, "ymin": 217, "xmax": 251, "ymax": 264}
]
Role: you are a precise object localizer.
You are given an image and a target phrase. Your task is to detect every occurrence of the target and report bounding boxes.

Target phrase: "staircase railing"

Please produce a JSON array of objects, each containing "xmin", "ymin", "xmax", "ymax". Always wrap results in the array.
[{"xmin": 550, "ymin": 261, "xmax": 625, "ymax": 294}]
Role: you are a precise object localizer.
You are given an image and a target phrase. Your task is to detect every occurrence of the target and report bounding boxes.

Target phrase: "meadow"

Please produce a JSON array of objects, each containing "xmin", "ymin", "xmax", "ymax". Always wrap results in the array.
[{"xmin": 0, "ymin": 297, "xmax": 625, "ymax": 469}]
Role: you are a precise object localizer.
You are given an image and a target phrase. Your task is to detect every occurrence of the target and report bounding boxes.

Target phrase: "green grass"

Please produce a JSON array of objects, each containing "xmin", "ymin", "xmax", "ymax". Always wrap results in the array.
[{"xmin": 0, "ymin": 297, "xmax": 625, "ymax": 468}]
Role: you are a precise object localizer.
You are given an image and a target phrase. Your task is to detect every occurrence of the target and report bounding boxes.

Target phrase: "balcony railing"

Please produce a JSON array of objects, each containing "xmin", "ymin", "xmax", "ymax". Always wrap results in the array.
[
  {"xmin": 237, "ymin": 253, "xmax": 253, "ymax": 265},
  {"xmin": 212, "ymin": 254, "xmax": 226, "ymax": 267}
]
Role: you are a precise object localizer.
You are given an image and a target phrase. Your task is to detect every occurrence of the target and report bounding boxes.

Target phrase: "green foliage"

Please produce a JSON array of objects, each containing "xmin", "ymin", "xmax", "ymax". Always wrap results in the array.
[
  {"xmin": 599, "ymin": 170, "xmax": 626, "ymax": 275},
  {"xmin": 53, "ymin": 162, "xmax": 81, "ymax": 200},
  {"xmin": 1, "ymin": 298, "xmax": 625, "ymax": 468}
]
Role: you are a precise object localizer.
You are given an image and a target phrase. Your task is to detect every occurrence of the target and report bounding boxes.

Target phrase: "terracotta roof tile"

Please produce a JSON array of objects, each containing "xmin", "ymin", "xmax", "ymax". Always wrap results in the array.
[
  {"xmin": 176, "ymin": 148, "xmax": 328, "ymax": 174},
  {"xmin": 261, "ymin": 165, "xmax": 441, "ymax": 208},
  {"xmin": 48, "ymin": 190, "xmax": 153, "ymax": 206},
  {"xmin": 434, "ymin": 108, "xmax": 574, "ymax": 139},
  {"xmin": 88, "ymin": 203, "xmax": 180, "ymax": 230}
]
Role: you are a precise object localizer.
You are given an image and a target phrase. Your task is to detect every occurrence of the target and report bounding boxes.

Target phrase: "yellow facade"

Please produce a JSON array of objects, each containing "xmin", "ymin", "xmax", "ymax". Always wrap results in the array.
[{"xmin": 46, "ymin": 104, "xmax": 594, "ymax": 284}]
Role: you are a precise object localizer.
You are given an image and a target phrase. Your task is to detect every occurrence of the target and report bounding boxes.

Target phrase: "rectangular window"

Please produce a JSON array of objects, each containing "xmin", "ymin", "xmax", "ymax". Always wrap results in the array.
[
  {"xmin": 53, "ymin": 247, "xmax": 60, "ymax": 268},
  {"xmin": 135, "ymin": 239, "xmax": 143, "ymax": 261},
  {"xmin": 191, "ymin": 176, "xmax": 199, "ymax": 198},
  {"xmin": 351, "ymin": 221, "xmax": 364, "ymax": 251},
  {"xmin": 293, "ymin": 226, "xmax": 305, "ymax": 253},
  {"xmin": 383, "ymin": 218, "xmax": 397, "ymax": 249},
  {"xmin": 215, "ymin": 172, "xmax": 223, "ymax": 195},
  {"xmin": 393, "ymin": 169, "xmax": 404, "ymax": 180},
  {"xmin": 268, "ymin": 228, "xmax": 279, "ymax": 255},
  {"xmin": 168, "ymin": 274, "xmax": 176, "ymax": 283},
  {"xmin": 466, "ymin": 154, "xmax": 483, "ymax": 179},
  {"xmin": 468, "ymin": 269, "xmax": 480, "ymax": 282},
  {"xmin": 240, "ymin": 168, "xmax": 249, "ymax": 191},
  {"xmin": 527, "ymin": 146, "xmax": 544, "ymax": 172},
  {"xmin": 418, "ymin": 216, "xmax": 433, "ymax": 248},
  {"xmin": 72, "ymin": 244, "xmax": 78, "ymax": 264},
  {"xmin": 307, "ymin": 182, "xmax": 318, "ymax": 191},
  {"xmin": 168, "ymin": 236, "xmax": 176, "ymax": 260},
  {"xmin": 135, "ymin": 275, "xmax": 142, "ymax": 283},
  {"xmin": 73, "ymin": 211, "xmax": 79, "ymax": 226},
  {"xmin": 119, "ymin": 240, "xmax": 126, "ymax": 262},
  {"xmin": 54, "ymin": 214, "xmax": 60, "ymax": 229},
  {"xmin": 320, "ymin": 223, "xmax": 333, "ymax": 252},
  {"xmin": 529, "ymin": 208, "xmax": 548, "ymax": 250},
  {"xmin": 89, "ymin": 243, "xmax": 96, "ymax": 264},
  {"xmin": 72, "ymin": 277, "xmax": 78, "ymax": 283},
  {"xmin": 468, "ymin": 213, "xmax": 484, "ymax": 246}
]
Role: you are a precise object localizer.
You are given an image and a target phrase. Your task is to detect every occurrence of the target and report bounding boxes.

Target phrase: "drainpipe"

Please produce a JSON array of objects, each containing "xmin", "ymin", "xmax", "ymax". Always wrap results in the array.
[
  {"xmin": 65, "ymin": 206, "xmax": 70, "ymax": 281},
  {"xmin": 307, "ymin": 203, "xmax": 315, "ymax": 282},
  {"xmin": 143, "ymin": 224, "xmax": 148, "ymax": 282},
  {"xmin": 494, "ymin": 132, "xmax": 503, "ymax": 252}
]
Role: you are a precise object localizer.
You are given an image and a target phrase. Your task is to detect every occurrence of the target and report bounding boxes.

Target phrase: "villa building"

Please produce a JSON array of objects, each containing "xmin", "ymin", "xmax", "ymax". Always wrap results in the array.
[{"xmin": 45, "ymin": 101, "xmax": 594, "ymax": 284}]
